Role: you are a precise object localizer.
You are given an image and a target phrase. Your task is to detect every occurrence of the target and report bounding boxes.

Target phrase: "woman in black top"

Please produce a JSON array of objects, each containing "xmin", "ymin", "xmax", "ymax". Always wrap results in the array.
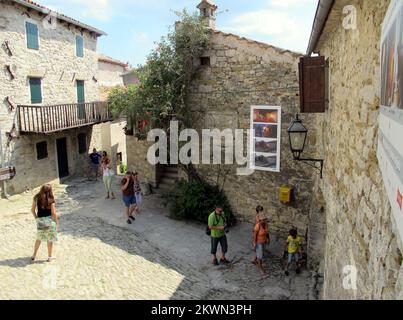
[{"xmin": 31, "ymin": 184, "xmax": 59, "ymax": 262}]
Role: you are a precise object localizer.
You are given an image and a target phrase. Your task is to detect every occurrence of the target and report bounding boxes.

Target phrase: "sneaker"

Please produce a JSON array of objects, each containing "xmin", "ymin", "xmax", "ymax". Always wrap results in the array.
[
  {"xmin": 220, "ymin": 258, "xmax": 231, "ymax": 265},
  {"xmin": 213, "ymin": 259, "xmax": 219, "ymax": 266},
  {"xmin": 127, "ymin": 219, "xmax": 132, "ymax": 225},
  {"xmin": 296, "ymin": 268, "xmax": 301, "ymax": 275},
  {"xmin": 285, "ymin": 271, "xmax": 289, "ymax": 276},
  {"xmin": 129, "ymin": 215, "xmax": 136, "ymax": 221}
]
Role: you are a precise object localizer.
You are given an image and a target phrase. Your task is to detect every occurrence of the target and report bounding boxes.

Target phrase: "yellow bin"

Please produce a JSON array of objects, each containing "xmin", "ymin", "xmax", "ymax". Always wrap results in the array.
[{"xmin": 279, "ymin": 186, "xmax": 293, "ymax": 204}]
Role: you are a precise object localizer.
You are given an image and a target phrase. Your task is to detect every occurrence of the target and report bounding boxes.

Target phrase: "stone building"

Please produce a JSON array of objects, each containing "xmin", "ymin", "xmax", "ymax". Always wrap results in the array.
[
  {"xmin": 98, "ymin": 54, "xmax": 128, "ymax": 100},
  {"xmin": 127, "ymin": 0, "xmax": 320, "ymax": 239},
  {"xmin": 0, "ymin": 0, "xmax": 109, "ymax": 195},
  {"xmin": 95, "ymin": 54, "xmax": 129, "ymax": 173},
  {"xmin": 304, "ymin": 0, "xmax": 403, "ymax": 299},
  {"xmin": 121, "ymin": 69, "xmax": 140, "ymax": 87}
]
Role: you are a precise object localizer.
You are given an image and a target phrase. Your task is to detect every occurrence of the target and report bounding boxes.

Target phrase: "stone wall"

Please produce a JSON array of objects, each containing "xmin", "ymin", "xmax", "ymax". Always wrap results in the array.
[
  {"xmin": 0, "ymin": 1, "xmax": 101, "ymax": 194},
  {"xmin": 186, "ymin": 31, "xmax": 320, "ymax": 237},
  {"xmin": 314, "ymin": 0, "xmax": 403, "ymax": 299},
  {"xmin": 5, "ymin": 128, "xmax": 94, "ymax": 194},
  {"xmin": 126, "ymin": 136, "xmax": 157, "ymax": 187},
  {"xmin": 97, "ymin": 59, "xmax": 127, "ymax": 174},
  {"xmin": 98, "ymin": 60, "xmax": 125, "ymax": 89}
]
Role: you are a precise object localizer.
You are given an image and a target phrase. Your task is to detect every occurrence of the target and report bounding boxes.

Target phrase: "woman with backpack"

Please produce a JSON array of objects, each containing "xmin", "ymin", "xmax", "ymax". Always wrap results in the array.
[{"xmin": 252, "ymin": 208, "xmax": 270, "ymax": 275}]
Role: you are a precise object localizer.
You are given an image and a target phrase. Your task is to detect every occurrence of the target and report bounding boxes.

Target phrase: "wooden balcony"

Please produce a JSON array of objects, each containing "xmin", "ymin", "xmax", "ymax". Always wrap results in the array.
[{"xmin": 17, "ymin": 102, "xmax": 112, "ymax": 134}]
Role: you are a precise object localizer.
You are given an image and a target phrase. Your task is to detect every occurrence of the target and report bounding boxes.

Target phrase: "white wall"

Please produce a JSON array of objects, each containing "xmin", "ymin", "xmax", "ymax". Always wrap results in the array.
[{"xmin": 98, "ymin": 60, "xmax": 125, "ymax": 87}]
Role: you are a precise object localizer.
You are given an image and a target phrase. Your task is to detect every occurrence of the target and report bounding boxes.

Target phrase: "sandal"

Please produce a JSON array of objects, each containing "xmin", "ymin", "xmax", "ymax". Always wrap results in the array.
[
  {"xmin": 31, "ymin": 256, "xmax": 36, "ymax": 262},
  {"xmin": 127, "ymin": 219, "xmax": 132, "ymax": 225},
  {"xmin": 129, "ymin": 215, "xmax": 136, "ymax": 221},
  {"xmin": 47, "ymin": 257, "xmax": 54, "ymax": 262}
]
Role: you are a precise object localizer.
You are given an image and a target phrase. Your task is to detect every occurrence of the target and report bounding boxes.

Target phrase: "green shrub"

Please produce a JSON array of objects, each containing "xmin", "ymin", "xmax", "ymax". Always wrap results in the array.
[
  {"xmin": 165, "ymin": 179, "xmax": 236, "ymax": 225},
  {"xmin": 120, "ymin": 163, "xmax": 128, "ymax": 174}
]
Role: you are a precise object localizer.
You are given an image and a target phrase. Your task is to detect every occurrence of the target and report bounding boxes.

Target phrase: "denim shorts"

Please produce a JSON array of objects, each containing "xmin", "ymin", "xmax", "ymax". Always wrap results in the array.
[
  {"xmin": 288, "ymin": 253, "xmax": 300, "ymax": 264},
  {"xmin": 256, "ymin": 244, "xmax": 265, "ymax": 260},
  {"xmin": 122, "ymin": 195, "xmax": 136, "ymax": 208}
]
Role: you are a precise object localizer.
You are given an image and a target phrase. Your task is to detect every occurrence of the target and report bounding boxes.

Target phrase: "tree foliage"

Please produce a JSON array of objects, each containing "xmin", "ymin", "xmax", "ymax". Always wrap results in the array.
[
  {"xmin": 107, "ymin": 10, "xmax": 211, "ymax": 135},
  {"xmin": 166, "ymin": 179, "xmax": 235, "ymax": 224}
]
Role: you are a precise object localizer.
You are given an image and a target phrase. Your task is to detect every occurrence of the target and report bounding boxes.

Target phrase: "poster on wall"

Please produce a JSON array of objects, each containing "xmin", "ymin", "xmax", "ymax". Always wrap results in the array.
[
  {"xmin": 379, "ymin": 0, "xmax": 403, "ymax": 243},
  {"xmin": 250, "ymin": 106, "xmax": 281, "ymax": 172}
]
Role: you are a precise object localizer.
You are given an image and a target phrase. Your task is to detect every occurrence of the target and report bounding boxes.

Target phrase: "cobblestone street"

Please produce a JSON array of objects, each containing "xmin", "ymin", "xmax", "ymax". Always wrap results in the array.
[{"xmin": 0, "ymin": 178, "xmax": 315, "ymax": 300}]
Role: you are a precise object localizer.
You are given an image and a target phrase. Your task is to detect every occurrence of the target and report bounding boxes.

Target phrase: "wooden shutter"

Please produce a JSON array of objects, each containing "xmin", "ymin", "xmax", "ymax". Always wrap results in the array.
[
  {"xmin": 299, "ymin": 56, "xmax": 326, "ymax": 113},
  {"xmin": 29, "ymin": 78, "xmax": 42, "ymax": 104},
  {"xmin": 77, "ymin": 80, "xmax": 86, "ymax": 119},
  {"xmin": 26, "ymin": 22, "xmax": 39, "ymax": 50},
  {"xmin": 76, "ymin": 35, "xmax": 84, "ymax": 57}
]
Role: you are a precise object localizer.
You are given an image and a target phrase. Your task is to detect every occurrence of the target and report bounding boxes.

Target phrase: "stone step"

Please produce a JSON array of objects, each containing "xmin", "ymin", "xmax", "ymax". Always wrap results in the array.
[
  {"xmin": 156, "ymin": 184, "xmax": 176, "ymax": 195},
  {"xmin": 163, "ymin": 172, "xmax": 179, "ymax": 179},
  {"xmin": 165, "ymin": 166, "xmax": 179, "ymax": 174},
  {"xmin": 159, "ymin": 177, "xmax": 177, "ymax": 185}
]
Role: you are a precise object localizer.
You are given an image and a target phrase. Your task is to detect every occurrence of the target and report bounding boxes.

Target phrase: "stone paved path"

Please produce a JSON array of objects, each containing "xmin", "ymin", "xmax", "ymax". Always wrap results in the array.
[{"xmin": 0, "ymin": 177, "xmax": 315, "ymax": 300}]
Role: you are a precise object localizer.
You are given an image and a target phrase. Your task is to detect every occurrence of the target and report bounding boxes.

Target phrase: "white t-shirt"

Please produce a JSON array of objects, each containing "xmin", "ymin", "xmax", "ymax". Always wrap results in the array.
[{"xmin": 102, "ymin": 160, "xmax": 113, "ymax": 177}]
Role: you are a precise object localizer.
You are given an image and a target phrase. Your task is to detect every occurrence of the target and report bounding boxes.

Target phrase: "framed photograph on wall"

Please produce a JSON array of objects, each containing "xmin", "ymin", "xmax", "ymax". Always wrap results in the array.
[
  {"xmin": 250, "ymin": 106, "xmax": 282, "ymax": 172},
  {"xmin": 378, "ymin": 0, "xmax": 403, "ymax": 244}
]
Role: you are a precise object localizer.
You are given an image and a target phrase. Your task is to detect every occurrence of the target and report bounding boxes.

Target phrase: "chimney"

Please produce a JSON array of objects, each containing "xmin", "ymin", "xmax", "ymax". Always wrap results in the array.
[{"xmin": 197, "ymin": 0, "xmax": 218, "ymax": 30}]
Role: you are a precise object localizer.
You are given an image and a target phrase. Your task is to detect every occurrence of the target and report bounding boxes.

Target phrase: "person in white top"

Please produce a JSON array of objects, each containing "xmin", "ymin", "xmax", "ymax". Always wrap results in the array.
[
  {"xmin": 133, "ymin": 172, "xmax": 142, "ymax": 212},
  {"xmin": 101, "ymin": 151, "xmax": 115, "ymax": 200}
]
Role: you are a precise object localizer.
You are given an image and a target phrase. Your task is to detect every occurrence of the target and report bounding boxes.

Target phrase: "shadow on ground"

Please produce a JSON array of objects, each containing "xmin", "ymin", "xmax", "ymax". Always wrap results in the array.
[{"xmin": 53, "ymin": 177, "xmax": 313, "ymax": 300}]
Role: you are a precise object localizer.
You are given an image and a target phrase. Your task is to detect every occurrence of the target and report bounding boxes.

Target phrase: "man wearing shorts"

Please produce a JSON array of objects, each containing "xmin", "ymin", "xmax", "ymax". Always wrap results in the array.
[
  {"xmin": 285, "ymin": 228, "xmax": 303, "ymax": 276},
  {"xmin": 253, "ymin": 213, "xmax": 269, "ymax": 275},
  {"xmin": 121, "ymin": 172, "xmax": 137, "ymax": 225},
  {"xmin": 89, "ymin": 148, "xmax": 101, "ymax": 181},
  {"xmin": 208, "ymin": 206, "xmax": 230, "ymax": 266}
]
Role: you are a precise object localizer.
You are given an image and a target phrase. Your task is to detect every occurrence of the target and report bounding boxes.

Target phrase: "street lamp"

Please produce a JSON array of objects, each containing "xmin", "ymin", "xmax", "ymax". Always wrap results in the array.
[{"xmin": 287, "ymin": 114, "xmax": 324, "ymax": 178}]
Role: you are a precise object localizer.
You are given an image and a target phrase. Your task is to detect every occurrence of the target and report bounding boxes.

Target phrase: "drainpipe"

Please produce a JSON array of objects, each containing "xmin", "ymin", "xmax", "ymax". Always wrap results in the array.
[{"xmin": 306, "ymin": 0, "xmax": 335, "ymax": 55}]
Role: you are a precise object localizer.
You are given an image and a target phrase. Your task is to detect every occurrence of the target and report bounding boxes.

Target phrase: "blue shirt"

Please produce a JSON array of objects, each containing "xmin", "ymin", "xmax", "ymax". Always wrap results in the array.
[{"xmin": 89, "ymin": 153, "xmax": 101, "ymax": 165}]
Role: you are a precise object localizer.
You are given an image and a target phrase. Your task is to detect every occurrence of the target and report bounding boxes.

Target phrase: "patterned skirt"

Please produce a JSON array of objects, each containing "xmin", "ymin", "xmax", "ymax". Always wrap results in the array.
[{"xmin": 36, "ymin": 217, "xmax": 58, "ymax": 243}]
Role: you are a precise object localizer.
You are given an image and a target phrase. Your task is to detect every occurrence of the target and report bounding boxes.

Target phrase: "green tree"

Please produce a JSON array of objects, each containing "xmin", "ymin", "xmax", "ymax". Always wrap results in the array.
[{"xmin": 108, "ymin": 10, "xmax": 211, "ymax": 133}]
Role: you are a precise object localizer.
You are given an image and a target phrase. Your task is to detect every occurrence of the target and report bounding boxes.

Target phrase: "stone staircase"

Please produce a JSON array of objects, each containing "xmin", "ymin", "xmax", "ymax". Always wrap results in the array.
[{"xmin": 157, "ymin": 165, "xmax": 179, "ymax": 194}]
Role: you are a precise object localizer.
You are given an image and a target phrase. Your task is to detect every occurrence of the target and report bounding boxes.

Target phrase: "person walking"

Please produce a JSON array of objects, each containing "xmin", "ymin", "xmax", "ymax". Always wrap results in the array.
[
  {"xmin": 31, "ymin": 184, "xmax": 59, "ymax": 262},
  {"xmin": 133, "ymin": 172, "xmax": 142, "ymax": 212},
  {"xmin": 121, "ymin": 172, "xmax": 137, "ymax": 225},
  {"xmin": 253, "ymin": 212, "xmax": 269, "ymax": 275},
  {"xmin": 89, "ymin": 148, "xmax": 102, "ymax": 181},
  {"xmin": 285, "ymin": 228, "xmax": 303, "ymax": 276},
  {"xmin": 252, "ymin": 205, "xmax": 264, "ymax": 264},
  {"xmin": 102, "ymin": 151, "xmax": 115, "ymax": 200},
  {"xmin": 208, "ymin": 206, "xmax": 230, "ymax": 266}
]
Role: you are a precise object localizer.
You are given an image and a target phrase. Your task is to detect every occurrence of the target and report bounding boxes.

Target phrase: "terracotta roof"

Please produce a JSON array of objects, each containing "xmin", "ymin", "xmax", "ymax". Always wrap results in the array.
[
  {"xmin": 213, "ymin": 30, "xmax": 303, "ymax": 57},
  {"xmin": 98, "ymin": 54, "xmax": 129, "ymax": 68},
  {"xmin": 11, "ymin": 0, "xmax": 106, "ymax": 36}
]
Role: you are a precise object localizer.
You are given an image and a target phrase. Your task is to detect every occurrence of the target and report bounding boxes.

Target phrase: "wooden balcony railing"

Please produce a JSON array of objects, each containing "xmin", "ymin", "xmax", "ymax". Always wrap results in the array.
[{"xmin": 17, "ymin": 101, "xmax": 112, "ymax": 134}]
